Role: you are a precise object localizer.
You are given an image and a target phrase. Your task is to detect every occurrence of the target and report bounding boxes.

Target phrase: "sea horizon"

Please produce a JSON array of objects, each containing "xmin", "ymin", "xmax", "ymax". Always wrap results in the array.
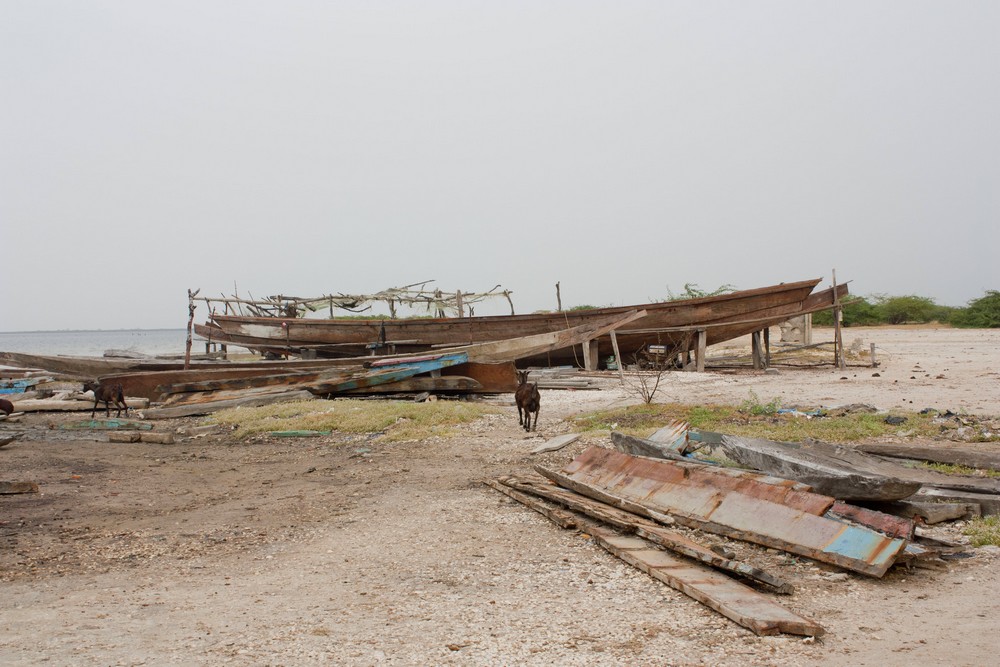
[{"xmin": 0, "ymin": 328, "xmax": 192, "ymax": 357}]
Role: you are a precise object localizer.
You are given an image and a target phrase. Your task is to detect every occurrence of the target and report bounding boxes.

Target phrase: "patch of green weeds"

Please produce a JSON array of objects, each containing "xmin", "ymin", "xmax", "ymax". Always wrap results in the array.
[{"xmin": 964, "ymin": 516, "xmax": 1000, "ymax": 547}]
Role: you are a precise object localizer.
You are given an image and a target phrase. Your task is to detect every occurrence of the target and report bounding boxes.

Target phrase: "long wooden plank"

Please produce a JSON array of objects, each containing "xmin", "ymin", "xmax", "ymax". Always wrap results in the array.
[
  {"xmin": 720, "ymin": 435, "xmax": 922, "ymax": 501},
  {"xmin": 484, "ymin": 480, "xmax": 823, "ymax": 637},
  {"xmin": 497, "ymin": 475, "xmax": 793, "ymax": 594},
  {"xmin": 140, "ymin": 390, "xmax": 315, "ymax": 419},
  {"xmin": 856, "ymin": 442, "xmax": 1000, "ymax": 473},
  {"xmin": 540, "ymin": 447, "xmax": 908, "ymax": 577}
]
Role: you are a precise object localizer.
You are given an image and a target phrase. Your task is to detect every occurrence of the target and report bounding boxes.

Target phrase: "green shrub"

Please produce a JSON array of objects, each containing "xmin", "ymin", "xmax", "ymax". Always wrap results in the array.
[
  {"xmin": 874, "ymin": 295, "xmax": 943, "ymax": 324},
  {"xmin": 951, "ymin": 291, "xmax": 1000, "ymax": 328},
  {"xmin": 812, "ymin": 297, "xmax": 882, "ymax": 326}
]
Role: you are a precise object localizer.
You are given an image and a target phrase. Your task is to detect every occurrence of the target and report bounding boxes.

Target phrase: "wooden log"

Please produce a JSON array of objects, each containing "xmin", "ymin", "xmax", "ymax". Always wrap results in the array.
[
  {"xmin": 911, "ymin": 487, "xmax": 1000, "ymax": 516},
  {"xmin": 0, "ymin": 481, "xmax": 39, "ymax": 494},
  {"xmin": 865, "ymin": 500, "xmax": 981, "ymax": 524},
  {"xmin": 1, "ymin": 433, "xmax": 25, "ymax": 448},
  {"xmin": 855, "ymin": 442, "xmax": 1000, "ymax": 473},
  {"xmin": 108, "ymin": 432, "xmax": 142, "ymax": 443}
]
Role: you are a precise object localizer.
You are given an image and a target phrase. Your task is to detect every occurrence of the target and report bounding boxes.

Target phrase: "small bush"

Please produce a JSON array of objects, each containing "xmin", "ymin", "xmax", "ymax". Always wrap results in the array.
[{"xmin": 739, "ymin": 390, "xmax": 781, "ymax": 416}]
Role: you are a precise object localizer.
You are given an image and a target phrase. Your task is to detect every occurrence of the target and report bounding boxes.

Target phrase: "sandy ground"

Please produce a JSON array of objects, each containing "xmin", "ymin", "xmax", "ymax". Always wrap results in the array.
[{"xmin": 2, "ymin": 326, "xmax": 1000, "ymax": 666}]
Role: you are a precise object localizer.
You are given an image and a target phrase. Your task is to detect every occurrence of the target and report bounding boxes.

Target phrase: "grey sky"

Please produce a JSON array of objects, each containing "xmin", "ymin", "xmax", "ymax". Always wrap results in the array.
[{"xmin": 2, "ymin": 1, "xmax": 997, "ymax": 331}]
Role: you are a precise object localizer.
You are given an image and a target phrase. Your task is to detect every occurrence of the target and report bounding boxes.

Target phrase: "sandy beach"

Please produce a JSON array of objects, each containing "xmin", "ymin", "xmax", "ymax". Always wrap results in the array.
[{"xmin": 2, "ymin": 326, "xmax": 999, "ymax": 666}]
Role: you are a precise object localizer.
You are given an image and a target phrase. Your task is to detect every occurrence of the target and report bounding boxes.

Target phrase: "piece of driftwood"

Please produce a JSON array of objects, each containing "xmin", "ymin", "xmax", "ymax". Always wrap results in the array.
[
  {"xmin": 497, "ymin": 474, "xmax": 793, "ymax": 594},
  {"xmin": 530, "ymin": 433, "xmax": 581, "ymax": 454},
  {"xmin": 141, "ymin": 390, "xmax": 315, "ymax": 419},
  {"xmin": 484, "ymin": 479, "xmax": 822, "ymax": 637},
  {"xmin": 720, "ymin": 435, "xmax": 921, "ymax": 501},
  {"xmin": 910, "ymin": 487, "xmax": 1000, "ymax": 516},
  {"xmin": 0, "ymin": 481, "xmax": 39, "ymax": 494},
  {"xmin": 540, "ymin": 447, "xmax": 908, "ymax": 577},
  {"xmin": 855, "ymin": 442, "xmax": 1000, "ymax": 473}
]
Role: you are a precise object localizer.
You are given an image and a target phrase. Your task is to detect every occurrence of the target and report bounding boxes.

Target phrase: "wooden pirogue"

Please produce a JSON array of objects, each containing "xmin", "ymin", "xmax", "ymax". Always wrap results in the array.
[{"xmin": 201, "ymin": 278, "xmax": 849, "ymax": 363}]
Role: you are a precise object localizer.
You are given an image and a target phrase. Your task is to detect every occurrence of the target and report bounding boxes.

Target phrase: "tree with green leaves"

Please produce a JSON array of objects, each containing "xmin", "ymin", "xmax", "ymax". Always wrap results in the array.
[{"xmin": 951, "ymin": 291, "xmax": 1000, "ymax": 328}]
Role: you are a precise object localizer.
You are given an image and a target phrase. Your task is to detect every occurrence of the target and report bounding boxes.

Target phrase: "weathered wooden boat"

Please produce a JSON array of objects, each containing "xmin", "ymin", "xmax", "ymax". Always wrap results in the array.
[
  {"xmin": 201, "ymin": 278, "xmax": 848, "ymax": 364},
  {"xmin": 7, "ymin": 311, "xmax": 642, "ymax": 403}
]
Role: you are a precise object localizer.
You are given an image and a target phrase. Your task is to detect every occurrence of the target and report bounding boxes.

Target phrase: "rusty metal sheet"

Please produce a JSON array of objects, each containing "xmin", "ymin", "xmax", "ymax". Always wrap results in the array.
[
  {"xmin": 553, "ymin": 447, "xmax": 907, "ymax": 577},
  {"xmin": 567, "ymin": 446, "xmax": 834, "ymax": 515},
  {"xmin": 828, "ymin": 501, "xmax": 915, "ymax": 540}
]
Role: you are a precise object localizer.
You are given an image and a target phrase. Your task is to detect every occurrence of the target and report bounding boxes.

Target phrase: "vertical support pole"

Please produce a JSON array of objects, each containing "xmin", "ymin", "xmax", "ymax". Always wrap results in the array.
[
  {"xmin": 184, "ymin": 288, "xmax": 200, "ymax": 370},
  {"xmin": 582, "ymin": 339, "xmax": 599, "ymax": 371},
  {"xmin": 456, "ymin": 290, "xmax": 464, "ymax": 318},
  {"xmin": 804, "ymin": 312, "xmax": 813, "ymax": 346},
  {"xmin": 556, "ymin": 282, "xmax": 562, "ymax": 312},
  {"xmin": 751, "ymin": 331, "xmax": 763, "ymax": 370},
  {"xmin": 763, "ymin": 327, "xmax": 771, "ymax": 367},
  {"xmin": 609, "ymin": 330, "xmax": 625, "ymax": 384},
  {"xmin": 832, "ymin": 270, "xmax": 845, "ymax": 369},
  {"xmin": 696, "ymin": 328, "xmax": 707, "ymax": 373},
  {"xmin": 870, "ymin": 343, "xmax": 877, "ymax": 368}
]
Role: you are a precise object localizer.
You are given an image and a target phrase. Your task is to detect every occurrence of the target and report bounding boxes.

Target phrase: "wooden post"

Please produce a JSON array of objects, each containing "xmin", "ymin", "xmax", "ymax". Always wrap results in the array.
[
  {"xmin": 696, "ymin": 328, "xmax": 707, "ymax": 373},
  {"xmin": 456, "ymin": 290, "xmax": 464, "ymax": 318},
  {"xmin": 763, "ymin": 327, "xmax": 771, "ymax": 367},
  {"xmin": 556, "ymin": 282, "xmax": 562, "ymax": 312},
  {"xmin": 751, "ymin": 330, "xmax": 763, "ymax": 370},
  {"xmin": 582, "ymin": 339, "xmax": 599, "ymax": 371},
  {"xmin": 870, "ymin": 342, "xmax": 877, "ymax": 367},
  {"xmin": 184, "ymin": 288, "xmax": 200, "ymax": 370},
  {"xmin": 832, "ymin": 270, "xmax": 845, "ymax": 369},
  {"xmin": 609, "ymin": 330, "xmax": 625, "ymax": 384}
]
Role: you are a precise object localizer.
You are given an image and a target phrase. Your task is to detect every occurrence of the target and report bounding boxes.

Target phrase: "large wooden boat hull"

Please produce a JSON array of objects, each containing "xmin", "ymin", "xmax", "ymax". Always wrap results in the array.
[{"xmin": 203, "ymin": 278, "xmax": 847, "ymax": 364}]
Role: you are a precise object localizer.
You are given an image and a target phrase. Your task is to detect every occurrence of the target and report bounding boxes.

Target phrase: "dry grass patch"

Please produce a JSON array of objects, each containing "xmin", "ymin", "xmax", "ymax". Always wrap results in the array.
[
  {"xmin": 210, "ymin": 399, "xmax": 499, "ymax": 442},
  {"xmin": 964, "ymin": 516, "xmax": 1000, "ymax": 547},
  {"xmin": 571, "ymin": 402, "xmax": 942, "ymax": 443}
]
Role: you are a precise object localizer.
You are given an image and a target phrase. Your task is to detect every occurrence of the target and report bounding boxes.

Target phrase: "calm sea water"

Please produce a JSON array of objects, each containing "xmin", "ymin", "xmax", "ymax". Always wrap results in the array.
[{"xmin": 0, "ymin": 329, "xmax": 189, "ymax": 357}]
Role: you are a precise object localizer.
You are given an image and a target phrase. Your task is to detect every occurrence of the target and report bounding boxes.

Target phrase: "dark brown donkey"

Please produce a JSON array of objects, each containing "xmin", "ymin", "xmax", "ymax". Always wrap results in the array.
[
  {"xmin": 515, "ymin": 370, "xmax": 540, "ymax": 432},
  {"xmin": 82, "ymin": 381, "xmax": 129, "ymax": 418}
]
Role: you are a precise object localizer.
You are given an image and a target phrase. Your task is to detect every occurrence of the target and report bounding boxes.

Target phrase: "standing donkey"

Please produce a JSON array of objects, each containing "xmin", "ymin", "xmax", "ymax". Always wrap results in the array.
[
  {"xmin": 515, "ymin": 370, "xmax": 540, "ymax": 432},
  {"xmin": 82, "ymin": 381, "xmax": 129, "ymax": 418}
]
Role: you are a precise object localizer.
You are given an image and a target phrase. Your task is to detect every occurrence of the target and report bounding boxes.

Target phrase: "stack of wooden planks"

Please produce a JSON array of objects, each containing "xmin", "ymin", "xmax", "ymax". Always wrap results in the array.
[{"xmin": 488, "ymin": 444, "xmax": 965, "ymax": 637}]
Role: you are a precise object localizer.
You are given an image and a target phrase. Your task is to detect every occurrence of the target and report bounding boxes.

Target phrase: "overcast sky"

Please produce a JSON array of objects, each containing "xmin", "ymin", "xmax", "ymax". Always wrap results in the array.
[{"xmin": 2, "ymin": 1, "xmax": 997, "ymax": 331}]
